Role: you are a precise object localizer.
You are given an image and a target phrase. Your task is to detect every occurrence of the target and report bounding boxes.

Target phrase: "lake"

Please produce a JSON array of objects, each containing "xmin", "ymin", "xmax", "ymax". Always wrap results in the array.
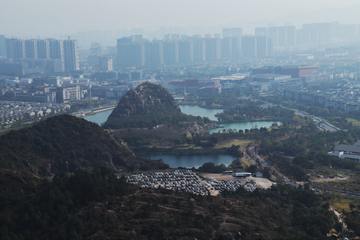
[
  {"xmin": 84, "ymin": 105, "xmax": 224, "ymax": 125},
  {"xmin": 84, "ymin": 109, "xmax": 113, "ymax": 126},
  {"xmin": 83, "ymin": 105, "xmax": 282, "ymax": 134},
  {"xmin": 179, "ymin": 105, "xmax": 224, "ymax": 121},
  {"xmin": 136, "ymin": 154, "xmax": 236, "ymax": 168},
  {"xmin": 208, "ymin": 121, "xmax": 283, "ymax": 134}
]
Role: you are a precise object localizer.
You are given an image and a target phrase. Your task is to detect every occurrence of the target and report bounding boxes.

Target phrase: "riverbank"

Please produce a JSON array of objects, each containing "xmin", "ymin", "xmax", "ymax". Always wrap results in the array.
[
  {"xmin": 216, "ymin": 118, "xmax": 289, "ymax": 124},
  {"xmin": 91, "ymin": 106, "xmax": 115, "ymax": 114},
  {"xmin": 178, "ymin": 101, "xmax": 228, "ymax": 109},
  {"xmin": 76, "ymin": 106, "xmax": 115, "ymax": 117}
]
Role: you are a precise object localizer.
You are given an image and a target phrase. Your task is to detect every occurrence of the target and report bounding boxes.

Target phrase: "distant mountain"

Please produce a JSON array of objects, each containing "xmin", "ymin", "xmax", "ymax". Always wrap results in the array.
[
  {"xmin": 0, "ymin": 114, "xmax": 167, "ymax": 176},
  {"xmin": 103, "ymin": 82, "xmax": 202, "ymax": 129}
]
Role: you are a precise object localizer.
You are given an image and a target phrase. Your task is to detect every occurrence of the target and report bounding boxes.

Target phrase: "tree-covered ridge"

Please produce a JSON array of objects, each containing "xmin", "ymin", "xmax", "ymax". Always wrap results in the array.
[
  {"xmin": 103, "ymin": 82, "xmax": 205, "ymax": 129},
  {"xmin": 0, "ymin": 114, "xmax": 166, "ymax": 176},
  {"xmin": 215, "ymin": 101, "xmax": 294, "ymax": 122},
  {"xmin": 0, "ymin": 168, "xmax": 338, "ymax": 240},
  {"xmin": 104, "ymin": 104, "xmax": 205, "ymax": 129}
]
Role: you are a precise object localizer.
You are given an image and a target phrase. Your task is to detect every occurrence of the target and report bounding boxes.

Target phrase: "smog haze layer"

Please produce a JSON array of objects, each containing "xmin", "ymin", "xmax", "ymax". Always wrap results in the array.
[{"xmin": 1, "ymin": 0, "xmax": 360, "ymax": 38}]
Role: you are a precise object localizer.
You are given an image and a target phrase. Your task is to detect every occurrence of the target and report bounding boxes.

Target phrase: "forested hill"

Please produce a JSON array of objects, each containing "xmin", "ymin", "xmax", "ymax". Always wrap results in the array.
[
  {"xmin": 0, "ymin": 168, "xmax": 338, "ymax": 240},
  {"xmin": 103, "ymin": 82, "xmax": 203, "ymax": 129},
  {"xmin": 0, "ymin": 114, "xmax": 166, "ymax": 176}
]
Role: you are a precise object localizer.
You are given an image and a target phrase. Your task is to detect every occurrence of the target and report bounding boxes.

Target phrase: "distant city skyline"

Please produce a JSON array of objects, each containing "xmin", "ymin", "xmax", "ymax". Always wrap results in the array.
[{"xmin": 1, "ymin": 0, "xmax": 360, "ymax": 39}]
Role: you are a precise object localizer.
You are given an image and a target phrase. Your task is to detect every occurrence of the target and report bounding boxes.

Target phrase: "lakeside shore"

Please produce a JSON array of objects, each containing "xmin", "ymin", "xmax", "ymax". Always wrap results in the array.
[
  {"xmin": 178, "ymin": 101, "xmax": 228, "ymax": 109},
  {"xmin": 76, "ymin": 106, "xmax": 115, "ymax": 117}
]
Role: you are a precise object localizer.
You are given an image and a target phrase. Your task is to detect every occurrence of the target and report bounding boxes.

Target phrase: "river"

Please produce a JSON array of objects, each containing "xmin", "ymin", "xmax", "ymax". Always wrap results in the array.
[{"xmin": 136, "ymin": 154, "xmax": 236, "ymax": 168}]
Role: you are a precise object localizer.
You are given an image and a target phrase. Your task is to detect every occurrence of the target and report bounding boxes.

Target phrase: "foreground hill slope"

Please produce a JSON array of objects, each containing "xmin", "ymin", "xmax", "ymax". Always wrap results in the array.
[
  {"xmin": 0, "ymin": 114, "xmax": 166, "ymax": 175},
  {"xmin": 0, "ymin": 168, "xmax": 338, "ymax": 240},
  {"xmin": 103, "ymin": 82, "xmax": 202, "ymax": 129}
]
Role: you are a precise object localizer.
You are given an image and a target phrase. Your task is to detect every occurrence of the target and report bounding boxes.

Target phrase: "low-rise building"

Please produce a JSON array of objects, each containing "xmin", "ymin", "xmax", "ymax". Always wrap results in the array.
[{"xmin": 328, "ymin": 140, "xmax": 360, "ymax": 162}]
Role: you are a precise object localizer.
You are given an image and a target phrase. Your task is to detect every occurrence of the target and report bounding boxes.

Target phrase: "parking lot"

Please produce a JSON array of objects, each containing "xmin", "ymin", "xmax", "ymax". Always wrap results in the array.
[{"xmin": 126, "ymin": 170, "xmax": 270, "ymax": 196}]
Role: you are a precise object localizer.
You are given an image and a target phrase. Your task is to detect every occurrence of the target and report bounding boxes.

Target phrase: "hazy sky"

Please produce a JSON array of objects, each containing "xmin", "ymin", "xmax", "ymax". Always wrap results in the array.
[{"xmin": 1, "ymin": 0, "xmax": 360, "ymax": 38}]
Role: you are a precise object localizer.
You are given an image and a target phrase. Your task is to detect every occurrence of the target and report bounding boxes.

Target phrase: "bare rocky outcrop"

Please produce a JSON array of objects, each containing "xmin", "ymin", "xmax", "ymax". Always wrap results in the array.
[
  {"xmin": 103, "ymin": 82, "xmax": 187, "ymax": 129},
  {"xmin": 105, "ymin": 82, "xmax": 180, "ymax": 120}
]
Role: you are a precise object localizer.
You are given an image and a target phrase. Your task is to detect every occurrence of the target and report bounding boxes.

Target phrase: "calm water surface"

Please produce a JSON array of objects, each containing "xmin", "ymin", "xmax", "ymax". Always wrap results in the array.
[
  {"xmin": 136, "ymin": 154, "xmax": 236, "ymax": 168},
  {"xmin": 84, "ymin": 109, "xmax": 113, "ymax": 126},
  {"xmin": 84, "ymin": 105, "xmax": 224, "ymax": 125},
  {"xmin": 83, "ymin": 106, "xmax": 282, "ymax": 134},
  {"xmin": 179, "ymin": 105, "xmax": 224, "ymax": 121}
]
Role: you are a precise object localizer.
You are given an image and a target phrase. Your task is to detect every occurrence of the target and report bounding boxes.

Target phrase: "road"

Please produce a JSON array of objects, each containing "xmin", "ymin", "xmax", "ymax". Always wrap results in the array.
[
  {"xmin": 281, "ymin": 105, "xmax": 340, "ymax": 132},
  {"xmin": 244, "ymin": 145, "xmax": 298, "ymax": 187}
]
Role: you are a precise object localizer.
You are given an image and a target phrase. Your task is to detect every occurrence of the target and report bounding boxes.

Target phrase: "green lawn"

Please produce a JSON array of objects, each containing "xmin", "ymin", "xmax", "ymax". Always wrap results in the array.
[{"xmin": 346, "ymin": 118, "xmax": 360, "ymax": 126}]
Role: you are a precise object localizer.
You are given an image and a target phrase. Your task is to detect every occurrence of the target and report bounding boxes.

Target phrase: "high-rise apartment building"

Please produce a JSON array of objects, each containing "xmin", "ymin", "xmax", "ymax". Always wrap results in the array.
[
  {"xmin": 6, "ymin": 38, "xmax": 25, "ymax": 59},
  {"xmin": 230, "ymin": 37, "xmax": 241, "ymax": 59},
  {"xmin": 48, "ymin": 39, "xmax": 63, "ymax": 60},
  {"xmin": 162, "ymin": 41, "xmax": 178, "ymax": 64},
  {"xmin": 192, "ymin": 38, "xmax": 205, "ymax": 62},
  {"xmin": 0, "ymin": 35, "xmax": 6, "ymax": 57},
  {"xmin": 37, "ymin": 39, "xmax": 50, "ymax": 59},
  {"xmin": 117, "ymin": 37, "xmax": 144, "ymax": 67},
  {"xmin": 268, "ymin": 27, "xmax": 279, "ymax": 47},
  {"xmin": 221, "ymin": 37, "xmax": 232, "ymax": 59},
  {"xmin": 144, "ymin": 41, "xmax": 163, "ymax": 66},
  {"xmin": 204, "ymin": 38, "xmax": 221, "ymax": 61},
  {"xmin": 222, "ymin": 28, "xmax": 242, "ymax": 58},
  {"xmin": 241, "ymin": 36, "xmax": 256, "ymax": 58},
  {"xmin": 25, "ymin": 39, "xmax": 38, "ymax": 59},
  {"xmin": 286, "ymin": 26, "xmax": 296, "ymax": 46},
  {"xmin": 267, "ymin": 38, "xmax": 274, "ymax": 56},
  {"xmin": 178, "ymin": 39, "xmax": 192, "ymax": 63},
  {"xmin": 256, "ymin": 36, "xmax": 267, "ymax": 57},
  {"xmin": 63, "ymin": 39, "xmax": 79, "ymax": 71}
]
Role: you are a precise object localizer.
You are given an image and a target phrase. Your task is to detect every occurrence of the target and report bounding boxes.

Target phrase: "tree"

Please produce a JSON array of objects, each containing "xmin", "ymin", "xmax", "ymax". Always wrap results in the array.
[
  {"xmin": 247, "ymin": 165, "xmax": 257, "ymax": 173},
  {"xmin": 185, "ymin": 138, "xmax": 193, "ymax": 145},
  {"xmin": 210, "ymin": 136, "xmax": 218, "ymax": 144},
  {"xmin": 174, "ymin": 138, "xmax": 182, "ymax": 145},
  {"xmin": 350, "ymin": 202, "xmax": 356, "ymax": 211}
]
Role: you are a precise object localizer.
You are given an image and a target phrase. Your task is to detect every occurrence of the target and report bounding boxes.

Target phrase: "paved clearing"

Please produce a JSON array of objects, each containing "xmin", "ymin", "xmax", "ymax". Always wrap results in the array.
[{"xmin": 202, "ymin": 173, "xmax": 273, "ymax": 189}]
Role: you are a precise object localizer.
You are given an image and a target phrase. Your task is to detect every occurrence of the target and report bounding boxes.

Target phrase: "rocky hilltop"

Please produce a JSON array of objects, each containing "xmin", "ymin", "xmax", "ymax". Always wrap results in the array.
[
  {"xmin": 0, "ymin": 114, "xmax": 167, "ymax": 176},
  {"xmin": 103, "ymin": 82, "xmax": 200, "ymax": 129}
]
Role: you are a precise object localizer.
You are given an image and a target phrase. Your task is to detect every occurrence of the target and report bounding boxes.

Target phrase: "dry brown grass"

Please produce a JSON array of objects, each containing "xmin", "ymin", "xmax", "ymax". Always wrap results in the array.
[{"xmin": 215, "ymin": 139, "xmax": 253, "ymax": 150}]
